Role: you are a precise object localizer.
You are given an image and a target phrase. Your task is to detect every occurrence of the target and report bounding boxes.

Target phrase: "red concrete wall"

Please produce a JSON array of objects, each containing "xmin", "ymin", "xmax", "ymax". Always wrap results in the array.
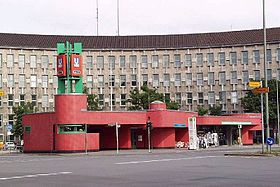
[
  {"xmin": 175, "ymin": 128, "xmax": 189, "ymax": 143},
  {"xmin": 152, "ymin": 128, "xmax": 175, "ymax": 148},
  {"xmin": 242, "ymin": 126, "xmax": 254, "ymax": 145},
  {"xmin": 119, "ymin": 127, "xmax": 131, "ymax": 149},
  {"xmin": 55, "ymin": 133, "xmax": 99, "ymax": 151}
]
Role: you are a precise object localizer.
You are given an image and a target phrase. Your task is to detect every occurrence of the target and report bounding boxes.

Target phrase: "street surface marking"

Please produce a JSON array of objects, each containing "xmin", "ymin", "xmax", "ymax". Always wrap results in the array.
[
  {"xmin": 0, "ymin": 171, "xmax": 72, "ymax": 181},
  {"xmin": 115, "ymin": 156, "xmax": 224, "ymax": 165}
]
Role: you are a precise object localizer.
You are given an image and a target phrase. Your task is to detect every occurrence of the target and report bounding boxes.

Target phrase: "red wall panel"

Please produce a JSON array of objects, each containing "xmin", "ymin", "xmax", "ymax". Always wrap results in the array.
[
  {"xmin": 152, "ymin": 128, "xmax": 175, "ymax": 148},
  {"xmin": 175, "ymin": 128, "xmax": 189, "ymax": 143}
]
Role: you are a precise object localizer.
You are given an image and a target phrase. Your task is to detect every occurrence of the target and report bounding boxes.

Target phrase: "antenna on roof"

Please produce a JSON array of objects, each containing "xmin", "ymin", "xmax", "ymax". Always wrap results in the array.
[{"xmin": 96, "ymin": 0, "xmax": 99, "ymax": 36}]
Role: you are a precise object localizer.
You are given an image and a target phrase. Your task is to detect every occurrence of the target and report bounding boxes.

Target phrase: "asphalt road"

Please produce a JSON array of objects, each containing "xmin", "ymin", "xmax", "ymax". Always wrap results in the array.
[{"xmin": 0, "ymin": 147, "xmax": 280, "ymax": 187}]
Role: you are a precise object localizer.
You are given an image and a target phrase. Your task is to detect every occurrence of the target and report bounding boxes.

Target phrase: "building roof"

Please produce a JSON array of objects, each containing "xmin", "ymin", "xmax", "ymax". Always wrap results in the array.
[{"xmin": 0, "ymin": 27, "xmax": 280, "ymax": 50}]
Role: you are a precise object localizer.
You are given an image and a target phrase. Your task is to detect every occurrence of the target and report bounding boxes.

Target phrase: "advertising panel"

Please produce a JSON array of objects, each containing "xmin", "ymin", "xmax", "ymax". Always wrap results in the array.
[
  {"xmin": 188, "ymin": 117, "xmax": 198, "ymax": 150},
  {"xmin": 57, "ymin": 54, "xmax": 67, "ymax": 77},
  {"xmin": 70, "ymin": 54, "xmax": 83, "ymax": 77}
]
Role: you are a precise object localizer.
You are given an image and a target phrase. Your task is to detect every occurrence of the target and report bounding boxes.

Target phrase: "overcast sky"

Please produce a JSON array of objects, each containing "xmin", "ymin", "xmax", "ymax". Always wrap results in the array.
[{"xmin": 0, "ymin": 0, "xmax": 279, "ymax": 36}]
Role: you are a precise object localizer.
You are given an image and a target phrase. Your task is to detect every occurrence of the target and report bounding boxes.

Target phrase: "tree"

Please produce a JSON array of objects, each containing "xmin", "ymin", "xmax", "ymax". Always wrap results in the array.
[
  {"xmin": 197, "ymin": 107, "xmax": 208, "ymax": 116},
  {"xmin": 83, "ymin": 87, "xmax": 100, "ymax": 111},
  {"xmin": 166, "ymin": 101, "xmax": 180, "ymax": 110},
  {"xmin": 209, "ymin": 105, "xmax": 222, "ymax": 116},
  {"xmin": 13, "ymin": 102, "xmax": 35, "ymax": 138}
]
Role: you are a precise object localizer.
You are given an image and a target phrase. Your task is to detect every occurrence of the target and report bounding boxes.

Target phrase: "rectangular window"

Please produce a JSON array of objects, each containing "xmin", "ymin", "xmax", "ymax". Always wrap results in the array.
[
  {"xmin": 41, "ymin": 55, "xmax": 49, "ymax": 68},
  {"xmin": 86, "ymin": 75, "xmax": 93, "ymax": 87},
  {"xmin": 53, "ymin": 75, "xmax": 58, "ymax": 88},
  {"xmin": 120, "ymin": 55, "xmax": 126, "ymax": 68},
  {"xmin": 59, "ymin": 125, "xmax": 85, "ymax": 134},
  {"xmin": 141, "ymin": 55, "xmax": 148, "ymax": 68},
  {"xmin": 267, "ymin": 69, "xmax": 272, "ymax": 80},
  {"xmin": 30, "ymin": 55, "xmax": 37, "ymax": 68},
  {"xmin": 86, "ymin": 56, "xmax": 93, "ymax": 69},
  {"xmin": 230, "ymin": 52, "xmax": 237, "ymax": 65},
  {"xmin": 185, "ymin": 54, "xmax": 192, "ymax": 67},
  {"xmin": 110, "ymin": 94, "xmax": 115, "ymax": 106},
  {"xmin": 98, "ymin": 75, "xmax": 104, "ymax": 87},
  {"xmin": 231, "ymin": 91, "xmax": 238, "ymax": 104},
  {"xmin": 219, "ymin": 52, "xmax": 225, "ymax": 66},
  {"xmin": 175, "ymin": 93, "xmax": 181, "ymax": 104},
  {"xmin": 25, "ymin": 126, "xmax": 31, "ymax": 133},
  {"xmin": 0, "ymin": 54, "xmax": 2, "ymax": 67},
  {"xmin": 207, "ymin": 53, "xmax": 214, "ymax": 66},
  {"xmin": 197, "ymin": 73, "xmax": 203, "ymax": 86},
  {"xmin": 277, "ymin": 48, "xmax": 280, "ymax": 62},
  {"xmin": 97, "ymin": 56, "xmax": 104, "ymax": 69},
  {"xmin": 31, "ymin": 94, "xmax": 37, "ymax": 106},
  {"xmin": 108, "ymin": 56, "xmax": 115, "ymax": 70},
  {"xmin": 267, "ymin": 49, "xmax": 272, "ymax": 62},
  {"xmin": 208, "ymin": 92, "xmax": 215, "ymax": 105},
  {"xmin": 219, "ymin": 91, "xmax": 226, "ymax": 104},
  {"xmin": 152, "ymin": 55, "xmax": 159, "ymax": 68},
  {"xmin": 164, "ymin": 93, "xmax": 170, "ymax": 103},
  {"xmin": 7, "ymin": 54, "xmax": 14, "ymax": 68},
  {"xmin": 231, "ymin": 71, "xmax": 237, "ymax": 84},
  {"xmin": 187, "ymin": 93, "xmax": 192, "ymax": 104},
  {"xmin": 278, "ymin": 69, "xmax": 280, "ymax": 80},
  {"xmin": 152, "ymin": 74, "xmax": 159, "ymax": 87},
  {"xmin": 42, "ymin": 75, "xmax": 48, "ymax": 88},
  {"xmin": 242, "ymin": 71, "xmax": 249, "ymax": 84},
  {"xmin": 253, "ymin": 50, "xmax": 260, "ymax": 64},
  {"xmin": 20, "ymin": 94, "xmax": 25, "ymax": 106},
  {"xmin": 18, "ymin": 54, "xmax": 25, "ymax": 68},
  {"xmin": 174, "ymin": 73, "xmax": 181, "ymax": 86},
  {"xmin": 120, "ymin": 94, "xmax": 126, "ymax": 106},
  {"xmin": 0, "ymin": 74, "xmax": 2, "ymax": 88},
  {"xmin": 163, "ymin": 74, "xmax": 170, "ymax": 87},
  {"xmin": 242, "ymin": 51, "xmax": 248, "ymax": 65},
  {"xmin": 120, "ymin": 75, "xmax": 126, "ymax": 87},
  {"xmin": 131, "ymin": 74, "xmax": 137, "ymax": 87},
  {"xmin": 0, "ymin": 115, "xmax": 2, "ymax": 127},
  {"xmin": 219, "ymin": 72, "xmax": 226, "ymax": 85},
  {"xmin": 8, "ymin": 94, "xmax": 14, "ymax": 106},
  {"xmin": 208, "ymin": 72, "xmax": 215, "ymax": 85},
  {"xmin": 196, "ymin": 53, "xmax": 203, "ymax": 66},
  {"xmin": 198, "ymin": 92, "xmax": 204, "ymax": 105},
  {"xmin": 109, "ymin": 75, "xmax": 115, "ymax": 87},
  {"xmin": 7, "ymin": 74, "xmax": 14, "ymax": 87},
  {"xmin": 53, "ymin": 56, "xmax": 57, "ymax": 69},
  {"xmin": 98, "ymin": 94, "xmax": 104, "ymax": 106},
  {"xmin": 19, "ymin": 75, "xmax": 25, "ymax": 88},
  {"xmin": 129, "ymin": 55, "xmax": 137, "ymax": 68},
  {"xmin": 30, "ymin": 75, "xmax": 37, "ymax": 88},
  {"xmin": 174, "ymin": 54, "xmax": 181, "ymax": 68},
  {"xmin": 42, "ymin": 95, "xmax": 49, "ymax": 107},
  {"xmin": 254, "ymin": 70, "xmax": 260, "ymax": 81},
  {"xmin": 163, "ymin": 54, "xmax": 170, "ymax": 68},
  {"xmin": 186, "ymin": 73, "xmax": 192, "ymax": 86},
  {"xmin": 142, "ymin": 74, "xmax": 148, "ymax": 86}
]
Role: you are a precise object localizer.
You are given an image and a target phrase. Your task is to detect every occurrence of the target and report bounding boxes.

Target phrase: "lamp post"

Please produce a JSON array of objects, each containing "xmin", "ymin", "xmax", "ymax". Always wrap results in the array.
[{"xmin": 146, "ymin": 118, "xmax": 152, "ymax": 153}]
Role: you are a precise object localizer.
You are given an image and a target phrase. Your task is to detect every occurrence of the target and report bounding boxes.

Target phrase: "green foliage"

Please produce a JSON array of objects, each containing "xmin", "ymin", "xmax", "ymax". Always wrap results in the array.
[
  {"xmin": 209, "ymin": 105, "xmax": 222, "ymax": 116},
  {"xmin": 197, "ymin": 107, "xmax": 208, "ymax": 116},
  {"xmin": 83, "ymin": 87, "xmax": 99, "ymax": 111},
  {"xmin": 166, "ymin": 101, "xmax": 180, "ymax": 110},
  {"xmin": 13, "ymin": 102, "xmax": 35, "ymax": 138}
]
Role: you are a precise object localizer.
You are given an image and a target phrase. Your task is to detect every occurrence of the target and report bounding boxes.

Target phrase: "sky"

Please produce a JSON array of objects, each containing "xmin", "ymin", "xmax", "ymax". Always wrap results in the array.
[{"xmin": 0, "ymin": 0, "xmax": 279, "ymax": 36}]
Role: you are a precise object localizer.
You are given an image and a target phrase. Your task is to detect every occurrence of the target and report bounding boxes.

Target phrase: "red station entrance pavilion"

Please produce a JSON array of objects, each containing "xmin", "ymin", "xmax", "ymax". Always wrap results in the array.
[{"xmin": 22, "ymin": 94, "xmax": 262, "ymax": 153}]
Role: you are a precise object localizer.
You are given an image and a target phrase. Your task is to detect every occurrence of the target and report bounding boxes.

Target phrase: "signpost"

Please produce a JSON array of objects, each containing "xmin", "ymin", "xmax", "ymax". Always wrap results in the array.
[
  {"xmin": 266, "ymin": 137, "xmax": 274, "ymax": 153},
  {"xmin": 108, "ymin": 122, "xmax": 120, "ymax": 154}
]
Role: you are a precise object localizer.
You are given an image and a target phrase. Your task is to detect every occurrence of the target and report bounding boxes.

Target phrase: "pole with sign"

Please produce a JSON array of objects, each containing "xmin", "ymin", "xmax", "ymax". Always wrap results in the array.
[{"xmin": 266, "ymin": 137, "xmax": 274, "ymax": 154}]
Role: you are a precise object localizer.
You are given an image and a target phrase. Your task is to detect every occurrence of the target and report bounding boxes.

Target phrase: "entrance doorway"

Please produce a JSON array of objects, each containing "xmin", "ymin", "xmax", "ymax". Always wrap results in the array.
[{"xmin": 131, "ymin": 129, "xmax": 137, "ymax": 149}]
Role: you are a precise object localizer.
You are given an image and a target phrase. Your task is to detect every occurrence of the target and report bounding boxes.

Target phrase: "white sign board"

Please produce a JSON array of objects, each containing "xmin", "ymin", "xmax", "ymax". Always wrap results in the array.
[{"xmin": 188, "ymin": 117, "xmax": 198, "ymax": 150}]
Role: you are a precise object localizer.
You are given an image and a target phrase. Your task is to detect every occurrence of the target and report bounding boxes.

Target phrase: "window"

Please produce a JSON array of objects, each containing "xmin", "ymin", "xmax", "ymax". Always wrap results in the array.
[
  {"xmin": 98, "ymin": 94, "xmax": 104, "ymax": 106},
  {"xmin": 196, "ymin": 53, "xmax": 203, "ymax": 66},
  {"xmin": 86, "ymin": 56, "xmax": 93, "ymax": 69},
  {"xmin": 207, "ymin": 53, "xmax": 214, "ymax": 66},
  {"xmin": 7, "ymin": 74, "xmax": 14, "ymax": 87},
  {"xmin": 20, "ymin": 95, "xmax": 25, "ymax": 106},
  {"xmin": 208, "ymin": 72, "xmax": 215, "ymax": 85},
  {"xmin": 254, "ymin": 70, "xmax": 260, "ymax": 81},
  {"xmin": 98, "ymin": 75, "xmax": 104, "ymax": 87},
  {"xmin": 174, "ymin": 73, "xmax": 181, "ymax": 86},
  {"xmin": 0, "ymin": 74, "xmax": 2, "ymax": 88},
  {"xmin": 219, "ymin": 72, "xmax": 226, "ymax": 85},
  {"xmin": 31, "ymin": 94, "xmax": 37, "ymax": 106},
  {"xmin": 53, "ymin": 56, "xmax": 57, "ymax": 69},
  {"xmin": 142, "ymin": 74, "xmax": 148, "ymax": 86},
  {"xmin": 120, "ymin": 94, "xmax": 126, "ymax": 106},
  {"xmin": 59, "ymin": 125, "xmax": 85, "ymax": 134},
  {"xmin": 120, "ymin": 75, "xmax": 126, "ymax": 87},
  {"xmin": 30, "ymin": 55, "xmax": 37, "ymax": 68},
  {"xmin": 25, "ymin": 126, "xmax": 31, "ymax": 133},
  {"xmin": 108, "ymin": 56, "xmax": 115, "ymax": 70},
  {"xmin": 42, "ymin": 75, "xmax": 48, "ymax": 88},
  {"xmin": 208, "ymin": 92, "xmax": 215, "ymax": 105},
  {"xmin": 267, "ymin": 69, "xmax": 272, "ymax": 80},
  {"xmin": 8, "ymin": 94, "xmax": 14, "ymax": 106},
  {"xmin": 18, "ymin": 54, "xmax": 25, "ymax": 68},
  {"xmin": 277, "ymin": 48, "xmax": 280, "ymax": 62},
  {"xmin": 86, "ymin": 75, "xmax": 93, "ymax": 87},
  {"xmin": 0, "ymin": 54, "xmax": 2, "ymax": 67},
  {"xmin": 163, "ymin": 54, "xmax": 170, "ymax": 68},
  {"xmin": 253, "ymin": 50, "xmax": 260, "ymax": 64},
  {"xmin": 0, "ymin": 115, "xmax": 2, "ymax": 127},
  {"xmin": 185, "ymin": 54, "xmax": 192, "ymax": 67},
  {"xmin": 141, "ymin": 55, "xmax": 148, "ymax": 68},
  {"xmin": 110, "ymin": 94, "xmax": 115, "ymax": 106},
  {"xmin": 242, "ymin": 71, "xmax": 249, "ymax": 84},
  {"xmin": 8, "ymin": 115, "xmax": 14, "ymax": 126},
  {"xmin": 129, "ymin": 55, "xmax": 137, "ymax": 68},
  {"xmin": 187, "ymin": 93, "xmax": 192, "ymax": 104},
  {"xmin": 97, "ymin": 56, "xmax": 104, "ymax": 69},
  {"xmin": 231, "ymin": 71, "xmax": 237, "ymax": 84},
  {"xmin": 164, "ymin": 74, "xmax": 170, "ymax": 87},
  {"xmin": 164, "ymin": 93, "xmax": 170, "ymax": 103},
  {"xmin": 267, "ymin": 49, "xmax": 272, "ymax": 62},
  {"xmin": 174, "ymin": 54, "xmax": 181, "ymax": 68},
  {"xmin": 219, "ymin": 52, "xmax": 225, "ymax": 65},
  {"xmin": 230, "ymin": 52, "xmax": 237, "ymax": 65},
  {"xmin": 231, "ymin": 91, "xmax": 238, "ymax": 104},
  {"xmin": 197, "ymin": 73, "xmax": 203, "ymax": 86},
  {"xmin": 120, "ymin": 55, "xmax": 126, "ymax": 68},
  {"xmin": 41, "ymin": 55, "xmax": 49, "ymax": 68},
  {"xmin": 152, "ymin": 74, "xmax": 159, "ymax": 87},
  {"xmin": 186, "ymin": 73, "xmax": 192, "ymax": 86},
  {"xmin": 152, "ymin": 55, "xmax": 159, "ymax": 68},
  {"xmin": 198, "ymin": 92, "xmax": 204, "ymax": 105},
  {"xmin": 30, "ymin": 75, "xmax": 37, "ymax": 88},
  {"xmin": 131, "ymin": 74, "xmax": 137, "ymax": 87},
  {"xmin": 42, "ymin": 95, "xmax": 49, "ymax": 107},
  {"xmin": 53, "ymin": 75, "xmax": 58, "ymax": 88},
  {"xmin": 175, "ymin": 93, "xmax": 181, "ymax": 104},
  {"xmin": 242, "ymin": 51, "xmax": 248, "ymax": 65},
  {"xmin": 278, "ymin": 69, "xmax": 280, "ymax": 80},
  {"xmin": 219, "ymin": 91, "xmax": 226, "ymax": 104},
  {"xmin": 7, "ymin": 54, "xmax": 14, "ymax": 68},
  {"xmin": 109, "ymin": 75, "xmax": 115, "ymax": 87}
]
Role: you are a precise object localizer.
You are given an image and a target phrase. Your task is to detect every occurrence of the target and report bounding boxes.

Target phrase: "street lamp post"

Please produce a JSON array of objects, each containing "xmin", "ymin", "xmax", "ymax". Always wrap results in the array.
[{"xmin": 146, "ymin": 118, "xmax": 152, "ymax": 153}]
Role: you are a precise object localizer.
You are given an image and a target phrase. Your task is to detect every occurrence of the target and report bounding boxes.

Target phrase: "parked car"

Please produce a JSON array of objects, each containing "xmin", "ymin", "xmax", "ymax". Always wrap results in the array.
[{"xmin": 3, "ymin": 142, "xmax": 16, "ymax": 150}]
